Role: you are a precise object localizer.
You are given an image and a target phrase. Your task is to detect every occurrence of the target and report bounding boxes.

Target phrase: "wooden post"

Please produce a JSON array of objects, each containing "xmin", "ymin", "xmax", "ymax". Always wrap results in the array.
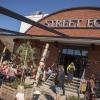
[
  {"xmin": 0, "ymin": 46, "xmax": 7, "ymax": 66},
  {"xmin": 24, "ymin": 49, "xmax": 28, "ymax": 66},
  {"xmin": 40, "ymin": 43, "xmax": 49, "ymax": 62},
  {"xmin": 35, "ymin": 43, "xmax": 49, "ymax": 86},
  {"xmin": 21, "ymin": 49, "xmax": 28, "ymax": 83}
]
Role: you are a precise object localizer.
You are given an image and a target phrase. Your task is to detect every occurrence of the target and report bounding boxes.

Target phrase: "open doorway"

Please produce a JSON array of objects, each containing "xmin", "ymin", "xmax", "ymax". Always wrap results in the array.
[{"xmin": 59, "ymin": 48, "xmax": 88, "ymax": 78}]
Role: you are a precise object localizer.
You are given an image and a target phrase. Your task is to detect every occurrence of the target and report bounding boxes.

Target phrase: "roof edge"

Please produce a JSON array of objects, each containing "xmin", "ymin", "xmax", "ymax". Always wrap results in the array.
[{"xmin": 39, "ymin": 6, "xmax": 100, "ymax": 22}]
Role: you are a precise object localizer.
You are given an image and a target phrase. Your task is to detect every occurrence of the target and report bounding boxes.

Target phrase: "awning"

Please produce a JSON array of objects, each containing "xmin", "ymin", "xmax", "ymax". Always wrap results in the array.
[{"xmin": 0, "ymin": 32, "xmax": 100, "ymax": 46}]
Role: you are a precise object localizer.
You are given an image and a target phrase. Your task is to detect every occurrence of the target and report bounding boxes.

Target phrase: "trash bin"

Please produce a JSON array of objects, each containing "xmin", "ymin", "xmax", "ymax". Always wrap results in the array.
[{"xmin": 32, "ymin": 90, "xmax": 41, "ymax": 100}]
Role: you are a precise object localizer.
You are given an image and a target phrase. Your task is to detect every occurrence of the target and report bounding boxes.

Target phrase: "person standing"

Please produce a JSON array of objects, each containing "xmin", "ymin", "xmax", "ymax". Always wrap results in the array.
[
  {"xmin": 8, "ymin": 65, "xmax": 17, "ymax": 82},
  {"xmin": 55, "ymin": 65, "xmax": 65, "ymax": 100},
  {"xmin": 67, "ymin": 62, "xmax": 76, "ymax": 84},
  {"xmin": 85, "ymin": 78, "xmax": 92, "ymax": 100},
  {"xmin": 58, "ymin": 65, "xmax": 65, "ymax": 95},
  {"xmin": 55, "ymin": 71, "xmax": 61, "ymax": 100},
  {"xmin": 90, "ymin": 74, "xmax": 96, "ymax": 100},
  {"xmin": 80, "ymin": 79, "xmax": 87, "ymax": 95}
]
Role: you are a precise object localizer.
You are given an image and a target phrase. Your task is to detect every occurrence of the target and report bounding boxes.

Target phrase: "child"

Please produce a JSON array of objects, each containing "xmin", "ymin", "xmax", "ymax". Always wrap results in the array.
[{"xmin": 15, "ymin": 85, "xmax": 24, "ymax": 100}]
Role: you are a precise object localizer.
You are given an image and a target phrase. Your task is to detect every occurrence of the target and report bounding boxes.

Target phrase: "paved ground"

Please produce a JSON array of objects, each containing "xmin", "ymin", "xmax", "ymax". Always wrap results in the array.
[
  {"xmin": 0, "ymin": 81, "xmax": 99, "ymax": 100},
  {"xmin": 32, "ymin": 84, "xmax": 100, "ymax": 100},
  {"xmin": 32, "ymin": 84, "xmax": 83, "ymax": 100},
  {"xmin": 33, "ymin": 85, "xmax": 66, "ymax": 100}
]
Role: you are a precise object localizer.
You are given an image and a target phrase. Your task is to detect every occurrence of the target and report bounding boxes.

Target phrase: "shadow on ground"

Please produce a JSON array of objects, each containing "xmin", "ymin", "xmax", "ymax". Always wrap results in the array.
[{"xmin": 44, "ymin": 93, "xmax": 54, "ymax": 100}]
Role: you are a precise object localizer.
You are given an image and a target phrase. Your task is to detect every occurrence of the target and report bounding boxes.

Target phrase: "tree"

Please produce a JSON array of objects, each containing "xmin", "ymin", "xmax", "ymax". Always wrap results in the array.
[
  {"xmin": 16, "ymin": 41, "xmax": 37, "ymax": 82},
  {"xmin": 16, "ymin": 42, "xmax": 32, "ymax": 64}
]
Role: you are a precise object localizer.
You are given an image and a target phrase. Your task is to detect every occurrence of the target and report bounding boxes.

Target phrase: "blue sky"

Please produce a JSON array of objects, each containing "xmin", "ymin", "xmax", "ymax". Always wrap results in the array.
[{"xmin": 0, "ymin": 0, "xmax": 100, "ymax": 32}]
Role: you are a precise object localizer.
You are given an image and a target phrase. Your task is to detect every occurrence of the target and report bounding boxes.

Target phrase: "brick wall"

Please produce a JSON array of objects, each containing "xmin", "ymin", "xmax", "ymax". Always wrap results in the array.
[
  {"xmin": 44, "ymin": 43, "xmax": 59, "ymax": 68},
  {"xmin": 86, "ymin": 45, "xmax": 100, "ymax": 80},
  {"xmin": 14, "ymin": 39, "xmax": 59, "ymax": 69},
  {"xmin": 26, "ymin": 8, "xmax": 100, "ymax": 38},
  {"xmin": 25, "ymin": 7, "xmax": 100, "ymax": 80},
  {"xmin": 14, "ymin": 39, "xmax": 100, "ymax": 80}
]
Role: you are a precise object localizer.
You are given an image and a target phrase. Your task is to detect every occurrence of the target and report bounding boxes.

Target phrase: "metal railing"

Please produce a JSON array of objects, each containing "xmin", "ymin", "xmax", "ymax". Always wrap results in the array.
[{"xmin": 77, "ymin": 68, "xmax": 86, "ymax": 98}]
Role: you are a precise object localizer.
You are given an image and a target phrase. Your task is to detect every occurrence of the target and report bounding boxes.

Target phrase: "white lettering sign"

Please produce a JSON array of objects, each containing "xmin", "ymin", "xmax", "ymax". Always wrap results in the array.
[{"xmin": 44, "ymin": 19, "xmax": 100, "ymax": 28}]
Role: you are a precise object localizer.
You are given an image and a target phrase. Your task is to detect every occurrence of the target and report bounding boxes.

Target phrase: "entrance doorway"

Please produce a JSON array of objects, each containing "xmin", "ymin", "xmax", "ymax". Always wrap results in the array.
[{"xmin": 59, "ymin": 48, "xmax": 88, "ymax": 78}]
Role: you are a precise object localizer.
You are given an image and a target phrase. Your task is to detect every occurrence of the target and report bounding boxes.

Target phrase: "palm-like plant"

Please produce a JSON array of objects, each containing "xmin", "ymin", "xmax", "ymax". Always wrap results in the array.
[
  {"xmin": 16, "ymin": 41, "xmax": 37, "ymax": 82},
  {"xmin": 16, "ymin": 41, "xmax": 36, "ymax": 67}
]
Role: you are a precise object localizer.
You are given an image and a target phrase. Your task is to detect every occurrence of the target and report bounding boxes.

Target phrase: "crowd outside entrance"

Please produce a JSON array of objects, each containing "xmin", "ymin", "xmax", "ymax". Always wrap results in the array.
[{"xmin": 80, "ymin": 74, "xmax": 96, "ymax": 100}]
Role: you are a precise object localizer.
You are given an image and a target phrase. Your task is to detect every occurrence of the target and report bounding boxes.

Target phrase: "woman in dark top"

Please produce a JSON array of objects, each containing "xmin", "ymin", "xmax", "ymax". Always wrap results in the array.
[{"xmin": 54, "ymin": 65, "xmax": 65, "ymax": 100}]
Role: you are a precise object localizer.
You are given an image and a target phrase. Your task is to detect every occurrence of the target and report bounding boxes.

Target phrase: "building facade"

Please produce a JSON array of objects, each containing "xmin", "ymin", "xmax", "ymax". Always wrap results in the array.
[{"xmin": 22, "ymin": 7, "xmax": 100, "ymax": 80}]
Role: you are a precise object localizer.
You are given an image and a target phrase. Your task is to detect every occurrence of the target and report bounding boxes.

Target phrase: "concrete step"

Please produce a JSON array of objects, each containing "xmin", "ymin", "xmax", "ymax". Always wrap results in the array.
[
  {"xmin": 44, "ymin": 73, "xmax": 81, "ymax": 94},
  {"xmin": 68, "ymin": 82, "xmax": 80, "ymax": 87},
  {"xmin": 72, "ymin": 79, "xmax": 80, "ymax": 82},
  {"xmin": 65, "ymin": 87, "xmax": 78, "ymax": 93},
  {"xmin": 44, "ymin": 82, "xmax": 78, "ymax": 93},
  {"xmin": 44, "ymin": 82, "xmax": 79, "ymax": 89},
  {"xmin": 44, "ymin": 82, "xmax": 54, "ymax": 86},
  {"xmin": 46, "ymin": 76, "xmax": 81, "ymax": 83},
  {"xmin": 46, "ymin": 78, "xmax": 80, "ymax": 87},
  {"xmin": 44, "ymin": 82, "xmax": 79, "ymax": 90},
  {"xmin": 64, "ymin": 84, "xmax": 79, "ymax": 90}
]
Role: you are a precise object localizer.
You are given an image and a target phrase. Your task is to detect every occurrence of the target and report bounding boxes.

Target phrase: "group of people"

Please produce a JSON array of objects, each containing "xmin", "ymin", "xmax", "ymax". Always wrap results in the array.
[
  {"xmin": 80, "ymin": 74, "xmax": 96, "ymax": 100},
  {"xmin": 53, "ymin": 62, "xmax": 96, "ymax": 100},
  {"xmin": 0, "ymin": 60, "xmax": 38, "ymax": 85},
  {"xmin": 0, "ymin": 61, "xmax": 17, "ymax": 84},
  {"xmin": 0, "ymin": 59, "xmax": 97, "ymax": 100},
  {"xmin": 35, "ymin": 61, "xmax": 53, "ymax": 86},
  {"xmin": 53, "ymin": 62, "xmax": 75, "ymax": 100}
]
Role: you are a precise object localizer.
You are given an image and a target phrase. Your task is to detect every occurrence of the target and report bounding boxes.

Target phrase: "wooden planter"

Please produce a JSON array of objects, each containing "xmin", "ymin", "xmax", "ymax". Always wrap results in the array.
[{"xmin": 0, "ymin": 84, "xmax": 33, "ymax": 100}]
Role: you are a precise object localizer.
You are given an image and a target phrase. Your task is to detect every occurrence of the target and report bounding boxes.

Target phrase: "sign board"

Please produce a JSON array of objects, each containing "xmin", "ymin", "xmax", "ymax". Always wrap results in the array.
[{"xmin": 44, "ymin": 18, "xmax": 100, "ymax": 28}]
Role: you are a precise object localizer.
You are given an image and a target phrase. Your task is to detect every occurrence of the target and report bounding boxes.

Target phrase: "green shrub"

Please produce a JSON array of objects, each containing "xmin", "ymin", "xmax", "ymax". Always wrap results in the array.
[
  {"xmin": 5, "ymin": 80, "xmax": 32, "ymax": 89},
  {"xmin": 67, "ymin": 96, "xmax": 80, "ymax": 100}
]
